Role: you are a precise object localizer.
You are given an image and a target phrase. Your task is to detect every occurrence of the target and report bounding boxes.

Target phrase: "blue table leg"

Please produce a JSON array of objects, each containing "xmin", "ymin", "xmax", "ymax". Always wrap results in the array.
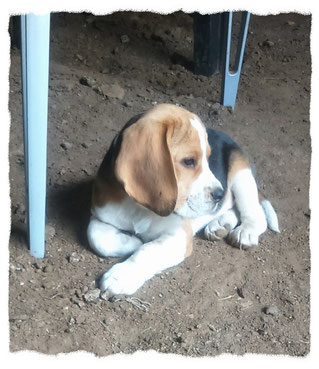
[
  {"xmin": 221, "ymin": 12, "xmax": 250, "ymax": 109},
  {"xmin": 20, "ymin": 14, "xmax": 50, "ymax": 258}
]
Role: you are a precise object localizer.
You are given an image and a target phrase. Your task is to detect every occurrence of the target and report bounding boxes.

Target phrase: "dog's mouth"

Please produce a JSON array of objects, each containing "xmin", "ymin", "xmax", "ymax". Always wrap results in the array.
[{"xmin": 186, "ymin": 197, "xmax": 220, "ymax": 217}]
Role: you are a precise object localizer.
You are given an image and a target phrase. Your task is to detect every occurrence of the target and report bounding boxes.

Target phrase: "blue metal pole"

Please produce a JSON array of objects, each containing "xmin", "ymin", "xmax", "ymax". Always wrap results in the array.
[
  {"xmin": 221, "ymin": 12, "xmax": 250, "ymax": 109},
  {"xmin": 21, "ymin": 14, "xmax": 50, "ymax": 258}
]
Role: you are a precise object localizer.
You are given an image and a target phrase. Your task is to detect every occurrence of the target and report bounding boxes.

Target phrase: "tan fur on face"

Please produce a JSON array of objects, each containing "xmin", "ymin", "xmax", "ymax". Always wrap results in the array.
[
  {"xmin": 149, "ymin": 105, "xmax": 209, "ymax": 213},
  {"xmin": 168, "ymin": 116, "xmax": 206, "ymax": 210},
  {"xmin": 114, "ymin": 104, "xmax": 200, "ymax": 216},
  {"xmin": 95, "ymin": 104, "xmax": 207, "ymax": 216}
]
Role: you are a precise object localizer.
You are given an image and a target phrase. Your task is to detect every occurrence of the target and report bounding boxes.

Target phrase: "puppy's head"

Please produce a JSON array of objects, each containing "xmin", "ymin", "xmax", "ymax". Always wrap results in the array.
[{"xmin": 115, "ymin": 104, "xmax": 223, "ymax": 217}]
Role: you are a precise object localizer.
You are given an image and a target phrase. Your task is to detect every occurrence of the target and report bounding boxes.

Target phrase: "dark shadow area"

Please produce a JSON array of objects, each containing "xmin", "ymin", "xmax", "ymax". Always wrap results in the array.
[
  {"xmin": 9, "ymin": 180, "xmax": 93, "ymax": 253},
  {"xmin": 170, "ymin": 52, "xmax": 194, "ymax": 72},
  {"xmin": 10, "ymin": 222, "xmax": 28, "ymax": 251},
  {"xmin": 47, "ymin": 179, "xmax": 93, "ymax": 250},
  {"xmin": 8, "ymin": 16, "xmax": 21, "ymax": 49},
  {"xmin": 47, "ymin": 11, "xmax": 195, "ymax": 75}
]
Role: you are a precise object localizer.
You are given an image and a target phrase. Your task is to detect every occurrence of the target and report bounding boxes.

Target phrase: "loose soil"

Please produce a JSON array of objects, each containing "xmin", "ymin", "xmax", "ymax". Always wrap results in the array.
[{"xmin": 8, "ymin": 11, "xmax": 311, "ymax": 356}]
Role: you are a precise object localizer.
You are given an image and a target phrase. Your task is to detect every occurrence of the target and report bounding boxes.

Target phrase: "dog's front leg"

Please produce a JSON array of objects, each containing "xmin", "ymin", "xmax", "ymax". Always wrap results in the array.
[
  {"xmin": 87, "ymin": 216, "xmax": 143, "ymax": 258},
  {"xmin": 99, "ymin": 229, "xmax": 189, "ymax": 296},
  {"xmin": 228, "ymin": 168, "xmax": 267, "ymax": 247}
]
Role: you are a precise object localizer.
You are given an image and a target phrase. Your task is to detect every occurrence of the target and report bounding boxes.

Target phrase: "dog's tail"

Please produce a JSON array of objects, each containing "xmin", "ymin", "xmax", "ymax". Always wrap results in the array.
[{"xmin": 259, "ymin": 194, "xmax": 280, "ymax": 233}]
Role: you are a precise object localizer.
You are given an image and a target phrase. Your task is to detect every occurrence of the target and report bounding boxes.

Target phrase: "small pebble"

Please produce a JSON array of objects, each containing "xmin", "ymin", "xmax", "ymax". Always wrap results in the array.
[
  {"xmin": 211, "ymin": 102, "xmax": 221, "ymax": 110},
  {"xmin": 59, "ymin": 168, "xmax": 67, "ymax": 176},
  {"xmin": 208, "ymin": 324, "xmax": 220, "ymax": 332},
  {"xmin": 83, "ymin": 288, "xmax": 100, "ymax": 302},
  {"xmin": 100, "ymin": 68, "xmax": 110, "ymax": 74},
  {"xmin": 43, "ymin": 264, "xmax": 53, "ymax": 273},
  {"xmin": 60, "ymin": 141, "xmax": 73, "ymax": 150},
  {"xmin": 237, "ymin": 287, "xmax": 245, "ymax": 298},
  {"xmin": 264, "ymin": 305, "xmax": 279, "ymax": 316},
  {"xmin": 76, "ymin": 54, "xmax": 84, "ymax": 61},
  {"xmin": 263, "ymin": 39, "xmax": 275, "ymax": 47},
  {"xmin": 41, "ymin": 280, "xmax": 55, "ymax": 289},
  {"xmin": 100, "ymin": 290, "xmax": 110, "ymax": 301},
  {"xmin": 16, "ymin": 153, "xmax": 24, "ymax": 165},
  {"xmin": 175, "ymin": 333, "xmax": 184, "ymax": 343},
  {"xmin": 120, "ymin": 34, "xmax": 130, "ymax": 43},
  {"xmin": 82, "ymin": 286, "xmax": 89, "ymax": 294},
  {"xmin": 98, "ymin": 83, "xmax": 125, "ymax": 100},
  {"xmin": 75, "ymin": 300, "xmax": 85, "ymax": 309},
  {"xmin": 81, "ymin": 168, "xmax": 91, "ymax": 176},
  {"xmin": 68, "ymin": 252, "xmax": 81, "ymax": 264},
  {"xmin": 33, "ymin": 262, "xmax": 42, "ymax": 270},
  {"xmin": 68, "ymin": 316, "xmax": 76, "ymax": 325},
  {"xmin": 79, "ymin": 76, "xmax": 96, "ymax": 87}
]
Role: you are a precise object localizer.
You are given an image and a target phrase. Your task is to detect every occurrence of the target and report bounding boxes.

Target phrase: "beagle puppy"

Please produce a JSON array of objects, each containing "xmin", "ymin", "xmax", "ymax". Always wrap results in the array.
[{"xmin": 87, "ymin": 103, "xmax": 279, "ymax": 296}]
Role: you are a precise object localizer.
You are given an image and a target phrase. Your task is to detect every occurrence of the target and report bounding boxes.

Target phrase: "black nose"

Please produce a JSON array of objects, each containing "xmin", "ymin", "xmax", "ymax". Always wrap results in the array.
[{"xmin": 211, "ymin": 188, "xmax": 224, "ymax": 202}]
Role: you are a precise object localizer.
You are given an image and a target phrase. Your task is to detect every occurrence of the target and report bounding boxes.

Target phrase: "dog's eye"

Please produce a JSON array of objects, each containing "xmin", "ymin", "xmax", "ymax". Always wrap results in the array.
[{"xmin": 182, "ymin": 157, "xmax": 197, "ymax": 168}]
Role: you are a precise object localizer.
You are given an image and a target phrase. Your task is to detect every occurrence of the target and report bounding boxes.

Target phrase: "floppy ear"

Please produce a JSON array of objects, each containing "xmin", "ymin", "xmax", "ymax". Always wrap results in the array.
[{"xmin": 115, "ymin": 119, "xmax": 177, "ymax": 216}]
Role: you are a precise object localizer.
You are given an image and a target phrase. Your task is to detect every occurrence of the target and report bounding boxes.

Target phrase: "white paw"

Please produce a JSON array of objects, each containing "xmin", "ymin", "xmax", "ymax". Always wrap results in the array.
[
  {"xmin": 227, "ymin": 224, "xmax": 259, "ymax": 248},
  {"xmin": 204, "ymin": 219, "xmax": 232, "ymax": 241},
  {"xmin": 100, "ymin": 261, "xmax": 146, "ymax": 296}
]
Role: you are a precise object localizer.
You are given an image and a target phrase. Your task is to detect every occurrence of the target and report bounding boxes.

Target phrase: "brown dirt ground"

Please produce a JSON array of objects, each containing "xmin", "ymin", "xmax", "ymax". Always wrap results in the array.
[{"xmin": 8, "ymin": 12, "xmax": 311, "ymax": 356}]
